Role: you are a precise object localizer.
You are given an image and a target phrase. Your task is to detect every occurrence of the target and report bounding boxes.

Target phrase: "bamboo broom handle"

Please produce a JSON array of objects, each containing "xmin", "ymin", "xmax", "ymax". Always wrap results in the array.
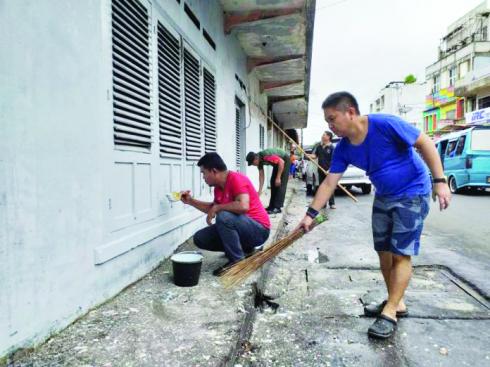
[{"xmin": 263, "ymin": 113, "xmax": 358, "ymax": 203}]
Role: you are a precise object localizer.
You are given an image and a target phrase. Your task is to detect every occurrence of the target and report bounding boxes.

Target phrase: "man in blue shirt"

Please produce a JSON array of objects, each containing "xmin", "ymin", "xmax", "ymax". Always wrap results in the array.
[{"xmin": 297, "ymin": 92, "xmax": 451, "ymax": 339}]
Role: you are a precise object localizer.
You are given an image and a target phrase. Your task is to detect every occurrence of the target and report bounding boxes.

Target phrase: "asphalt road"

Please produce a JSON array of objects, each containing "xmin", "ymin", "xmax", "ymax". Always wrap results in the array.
[
  {"xmin": 424, "ymin": 188, "xmax": 490, "ymax": 265},
  {"xmin": 333, "ymin": 186, "xmax": 490, "ymax": 296},
  {"xmin": 334, "ymin": 186, "xmax": 490, "ymax": 263}
]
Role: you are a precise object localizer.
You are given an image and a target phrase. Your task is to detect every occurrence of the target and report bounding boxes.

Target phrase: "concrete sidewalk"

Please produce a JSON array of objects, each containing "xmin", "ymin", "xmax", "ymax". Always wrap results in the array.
[
  {"xmin": 236, "ymin": 184, "xmax": 490, "ymax": 367},
  {"xmin": 5, "ymin": 180, "xmax": 490, "ymax": 367},
  {"xmin": 4, "ymin": 185, "xmax": 294, "ymax": 367}
]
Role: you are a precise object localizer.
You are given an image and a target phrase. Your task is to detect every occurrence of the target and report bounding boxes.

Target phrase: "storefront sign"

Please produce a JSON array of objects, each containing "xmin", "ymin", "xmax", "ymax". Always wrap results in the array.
[{"xmin": 466, "ymin": 107, "xmax": 490, "ymax": 125}]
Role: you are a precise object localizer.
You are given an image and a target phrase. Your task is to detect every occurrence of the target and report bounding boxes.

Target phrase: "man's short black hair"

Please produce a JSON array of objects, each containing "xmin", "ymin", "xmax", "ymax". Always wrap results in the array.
[
  {"xmin": 197, "ymin": 152, "xmax": 227, "ymax": 171},
  {"xmin": 246, "ymin": 151, "xmax": 258, "ymax": 166},
  {"xmin": 324, "ymin": 131, "xmax": 333, "ymax": 139},
  {"xmin": 321, "ymin": 91, "xmax": 360, "ymax": 115}
]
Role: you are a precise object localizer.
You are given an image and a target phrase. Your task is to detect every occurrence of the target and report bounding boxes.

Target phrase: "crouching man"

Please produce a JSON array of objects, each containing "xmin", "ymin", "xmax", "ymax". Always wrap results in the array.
[{"xmin": 181, "ymin": 152, "xmax": 271, "ymax": 276}]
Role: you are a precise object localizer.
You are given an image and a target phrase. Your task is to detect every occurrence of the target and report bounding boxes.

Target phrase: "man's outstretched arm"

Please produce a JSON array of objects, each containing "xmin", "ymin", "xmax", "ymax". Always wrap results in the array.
[
  {"xmin": 414, "ymin": 133, "xmax": 451, "ymax": 210},
  {"xmin": 296, "ymin": 172, "xmax": 342, "ymax": 232},
  {"xmin": 258, "ymin": 168, "xmax": 265, "ymax": 195}
]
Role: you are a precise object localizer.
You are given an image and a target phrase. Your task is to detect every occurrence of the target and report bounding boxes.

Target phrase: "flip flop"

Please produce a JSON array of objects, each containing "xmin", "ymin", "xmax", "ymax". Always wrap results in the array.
[
  {"xmin": 364, "ymin": 300, "xmax": 409, "ymax": 318},
  {"xmin": 368, "ymin": 314, "xmax": 397, "ymax": 339}
]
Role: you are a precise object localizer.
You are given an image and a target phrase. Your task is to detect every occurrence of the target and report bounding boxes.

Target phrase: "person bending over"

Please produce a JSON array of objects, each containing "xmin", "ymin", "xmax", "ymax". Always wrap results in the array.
[
  {"xmin": 296, "ymin": 92, "xmax": 451, "ymax": 339},
  {"xmin": 246, "ymin": 148, "xmax": 290, "ymax": 214}
]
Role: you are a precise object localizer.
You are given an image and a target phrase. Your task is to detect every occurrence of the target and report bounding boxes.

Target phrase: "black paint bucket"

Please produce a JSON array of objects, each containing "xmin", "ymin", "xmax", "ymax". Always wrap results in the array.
[{"xmin": 170, "ymin": 251, "xmax": 203, "ymax": 287}]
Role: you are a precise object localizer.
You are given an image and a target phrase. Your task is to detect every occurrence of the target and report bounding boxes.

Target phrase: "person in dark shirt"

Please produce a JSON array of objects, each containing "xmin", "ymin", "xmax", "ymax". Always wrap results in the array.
[
  {"xmin": 246, "ymin": 148, "xmax": 290, "ymax": 214},
  {"xmin": 311, "ymin": 131, "xmax": 336, "ymax": 209}
]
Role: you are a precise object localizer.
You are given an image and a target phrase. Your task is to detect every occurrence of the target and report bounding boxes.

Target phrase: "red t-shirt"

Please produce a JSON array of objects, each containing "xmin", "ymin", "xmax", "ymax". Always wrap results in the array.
[
  {"xmin": 263, "ymin": 154, "xmax": 282, "ymax": 165},
  {"xmin": 214, "ymin": 171, "xmax": 271, "ymax": 229}
]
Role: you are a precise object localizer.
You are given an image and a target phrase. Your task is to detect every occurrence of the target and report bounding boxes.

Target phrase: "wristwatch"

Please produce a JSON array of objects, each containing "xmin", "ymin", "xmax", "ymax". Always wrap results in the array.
[
  {"xmin": 432, "ymin": 177, "xmax": 447, "ymax": 184},
  {"xmin": 306, "ymin": 206, "xmax": 319, "ymax": 219}
]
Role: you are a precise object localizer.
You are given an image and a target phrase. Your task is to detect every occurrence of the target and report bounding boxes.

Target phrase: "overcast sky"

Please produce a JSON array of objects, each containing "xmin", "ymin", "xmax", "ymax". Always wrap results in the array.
[{"xmin": 303, "ymin": 0, "xmax": 484, "ymax": 145}]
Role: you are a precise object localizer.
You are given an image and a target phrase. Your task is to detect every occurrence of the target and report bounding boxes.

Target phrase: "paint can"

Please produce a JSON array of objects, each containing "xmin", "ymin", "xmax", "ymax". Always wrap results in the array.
[{"xmin": 170, "ymin": 251, "xmax": 203, "ymax": 287}]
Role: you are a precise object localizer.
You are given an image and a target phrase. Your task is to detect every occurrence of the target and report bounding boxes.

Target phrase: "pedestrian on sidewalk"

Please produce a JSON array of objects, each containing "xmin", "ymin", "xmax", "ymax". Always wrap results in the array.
[
  {"xmin": 296, "ymin": 92, "xmax": 451, "ymax": 339},
  {"xmin": 311, "ymin": 131, "xmax": 336, "ymax": 209},
  {"xmin": 289, "ymin": 154, "xmax": 297, "ymax": 179},
  {"xmin": 246, "ymin": 148, "xmax": 291, "ymax": 214},
  {"xmin": 289, "ymin": 144, "xmax": 298, "ymax": 179},
  {"xmin": 181, "ymin": 153, "xmax": 270, "ymax": 276},
  {"xmin": 304, "ymin": 151, "xmax": 319, "ymax": 196}
]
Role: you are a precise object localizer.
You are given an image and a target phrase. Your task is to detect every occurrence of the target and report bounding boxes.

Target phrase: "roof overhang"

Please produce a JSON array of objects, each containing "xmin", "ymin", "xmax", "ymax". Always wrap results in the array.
[
  {"xmin": 221, "ymin": 0, "xmax": 316, "ymax": 129},
  {"xmin": 271, "ymin": 97, "xmax": 307, "ymax": 130}
]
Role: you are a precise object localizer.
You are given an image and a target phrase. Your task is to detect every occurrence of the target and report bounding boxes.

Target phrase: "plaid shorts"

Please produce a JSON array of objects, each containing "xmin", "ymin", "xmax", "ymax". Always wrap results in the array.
[{"xmin": 372, "ymin": 195, "xmax": 430, "ymax": 256}]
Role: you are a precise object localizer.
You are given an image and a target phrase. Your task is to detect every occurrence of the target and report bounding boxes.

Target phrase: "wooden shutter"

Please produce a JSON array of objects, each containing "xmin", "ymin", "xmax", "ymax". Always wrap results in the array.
[
  {"xmin": 235, "ymin": 106, "xmax": 241, "ymax": 169},
  {"xmin": 111, "ymin": 0, "xmax": 152, "ymax": 149},
  {"xmin": 203, "ymin": 68, "xmax": 216, "ymax": 153},
  {"xmin": 157, "ymin": 22, "xmax": 182, "ymax": 158},
  {"xmin": 183, "ymin": 48, "xmax": 202, "ymax": 160}
]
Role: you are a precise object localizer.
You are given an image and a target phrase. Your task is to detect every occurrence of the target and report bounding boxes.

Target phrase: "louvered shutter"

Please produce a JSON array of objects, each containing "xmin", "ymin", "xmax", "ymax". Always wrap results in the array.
[
  {"xmin": 112, "ymin": 0, "xmax": 152, "ymax": 149},
  {"xmin": 235, "ymin": 107, "xmax": 241, "ymax": 169},
  {"xmin": 183, "ymin": 48, "xmax": 202, "ymax": 160},
  {"xmin": 157, "ymin": 22, "xmax": 182, "ymax": 158},
  {"xmin": 203, "ymin": 68, "xmax": 216, "ymax": 153}
]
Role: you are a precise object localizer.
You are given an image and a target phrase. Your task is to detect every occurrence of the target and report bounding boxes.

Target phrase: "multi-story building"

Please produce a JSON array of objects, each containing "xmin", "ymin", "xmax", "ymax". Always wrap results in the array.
[
  {"xmin": 370, "ymin": 81, "xmax": 426, "ymax": 130},
  {"xmin": 455, "ymin": 3, "xmax": 490, "ymax": 125},
  {"xmin": 0, "ymin": 0, "xmax": 315, "ymax": 357},
  {"xmin": 424, "ymin": 0, "xmax": 490, "ymax": 134}
]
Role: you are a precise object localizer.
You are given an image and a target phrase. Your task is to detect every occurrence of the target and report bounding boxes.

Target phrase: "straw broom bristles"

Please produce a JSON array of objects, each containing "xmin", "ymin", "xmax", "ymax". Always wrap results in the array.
[{"xmin": 219, "ymin": 214, "xmax": 328, "ymax": 288}]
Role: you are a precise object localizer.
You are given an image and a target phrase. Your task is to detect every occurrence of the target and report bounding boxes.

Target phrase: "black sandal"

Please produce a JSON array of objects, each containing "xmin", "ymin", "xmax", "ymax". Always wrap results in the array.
[
  {"xmin": 364, "ymin": 300, "xmax": 409, "ymax": 318},
  {"xmin": 368, "ymin": 314, "xmax": 397, "ymax": 339}
]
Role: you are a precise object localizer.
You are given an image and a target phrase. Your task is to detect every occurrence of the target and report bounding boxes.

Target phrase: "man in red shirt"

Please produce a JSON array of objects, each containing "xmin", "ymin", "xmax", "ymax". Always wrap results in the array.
[{"xmin": 181, "ymin": 153, "xmax": 271, "ymax": 275}]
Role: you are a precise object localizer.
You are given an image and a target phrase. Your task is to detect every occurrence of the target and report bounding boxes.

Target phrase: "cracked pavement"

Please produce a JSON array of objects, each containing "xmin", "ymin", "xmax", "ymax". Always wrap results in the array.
[{"xmin": 5, "ymin": 182, "xmax": 490, "ymax": 367}]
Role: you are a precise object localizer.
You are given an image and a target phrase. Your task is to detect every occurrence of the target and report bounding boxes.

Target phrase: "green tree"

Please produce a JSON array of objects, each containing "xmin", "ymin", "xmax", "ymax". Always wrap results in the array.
[{"xmin": 404, "ymin": 74, "xmax": 417, "ymax": 84}]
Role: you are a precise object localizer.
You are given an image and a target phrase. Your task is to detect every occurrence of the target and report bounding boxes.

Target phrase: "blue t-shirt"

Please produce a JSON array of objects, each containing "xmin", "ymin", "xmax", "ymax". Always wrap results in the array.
[{"xmin": 330, "ymin": 114, "xmax": 431, "ymax": 197}]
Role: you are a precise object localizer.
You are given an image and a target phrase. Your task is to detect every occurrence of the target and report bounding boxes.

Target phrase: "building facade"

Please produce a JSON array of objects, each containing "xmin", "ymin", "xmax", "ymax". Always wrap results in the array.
[
  {"xmin": 0, "ymin": 0, "xmax": 315, "ymax": 357},
  {"xmin": 424, "ymin": 0, "xmax": 490, "ymax": 135},
  {"xmin": 370, "ymin": 81, "xmax": 426, "ymax": 130},
  {"xmin": 455, "ymin": 2, "xmax": 490, "ymax": 125}
]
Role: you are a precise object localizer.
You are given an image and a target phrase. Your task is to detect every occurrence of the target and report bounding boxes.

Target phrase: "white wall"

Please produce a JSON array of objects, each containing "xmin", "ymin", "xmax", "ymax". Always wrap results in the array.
[
  {"xmin": 399, "ymin": 83, "xmax": 427, "ymax": 129},
  {"xmin": 370, "ymin": 83, "xmax": 426, "ymax": 129},
  {"xmin": 243, "ymin": 73, "xmax": 270, "ymax": 187},
  {"xmin": 0, "ymin": 0, "xmax": 267, "ymax": 356}
]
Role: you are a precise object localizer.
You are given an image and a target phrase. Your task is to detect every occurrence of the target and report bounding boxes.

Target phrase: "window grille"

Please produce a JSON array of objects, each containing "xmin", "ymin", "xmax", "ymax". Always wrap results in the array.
[
  {"xmin": 432, "ymin": 74, "xmax": 440, "ymax": 94},
  {"xmin": 449, "ymin": 66, "xmax": 457, "ymax": 87},
  {"xmin": 112, "ymin": 0, "xmax": 152, "ymax": 149},
  {"xmin": 259, "ymin": 125, "xmax": 265, "ymax": 149},
  {"xmin": 184, "ymin": 48, "xmax": 202, "ymax": 160},
  {"xmin": 157, "ymin": 22, "xmax": 182, "ymax": 158},
  {"xmin": 235, "ymin": 106, "xmax": 241, "ymax": 169},
  {"xmin": 203, "ymin": 68, "xmax": 217, "ymax": 153}
]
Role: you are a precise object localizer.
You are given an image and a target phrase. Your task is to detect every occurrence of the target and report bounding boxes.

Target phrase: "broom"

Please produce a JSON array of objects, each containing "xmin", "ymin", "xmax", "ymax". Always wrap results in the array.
[{"xmin": 219, "ymin": 214, "xmax": 328, "ymax": 288}]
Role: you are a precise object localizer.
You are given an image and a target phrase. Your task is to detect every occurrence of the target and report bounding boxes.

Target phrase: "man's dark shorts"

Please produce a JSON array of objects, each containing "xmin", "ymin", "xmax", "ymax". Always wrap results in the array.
[{"xmin": 372, "ymin": 195, "xmax": 430, "ymax": 256}]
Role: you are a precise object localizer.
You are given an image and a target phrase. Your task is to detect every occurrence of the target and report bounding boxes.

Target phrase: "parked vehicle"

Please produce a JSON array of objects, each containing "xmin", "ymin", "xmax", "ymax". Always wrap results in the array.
[
  {"xmin": 338, "ymin": 165, "xmax": 372, "ymax": 194},
  {"xmin": 434, "ymin": 126, "xmax": 490, "ymax": 193}
]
